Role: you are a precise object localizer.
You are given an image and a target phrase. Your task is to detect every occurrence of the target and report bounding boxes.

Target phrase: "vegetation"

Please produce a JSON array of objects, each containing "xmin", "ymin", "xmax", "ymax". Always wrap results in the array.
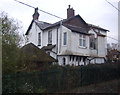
[
  {"xmin": 2, "ymin": 63, "xmax": 120, "ymax": 93},
  {"xmin": 1, "ymin": 12, "xmax": 21, "ymax": 74}
]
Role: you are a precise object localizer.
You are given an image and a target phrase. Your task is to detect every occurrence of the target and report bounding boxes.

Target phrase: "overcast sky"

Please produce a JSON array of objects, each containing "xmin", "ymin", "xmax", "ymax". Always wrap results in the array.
[{"xmin": 0, "ymin": 0, "xmax": 119, "ymax": 44}]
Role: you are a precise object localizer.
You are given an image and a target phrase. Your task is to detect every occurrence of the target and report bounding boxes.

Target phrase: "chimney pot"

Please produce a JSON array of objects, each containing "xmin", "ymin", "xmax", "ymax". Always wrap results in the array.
[
  {"xmin": 69, "ymin": 5, "xmax": 70, "ymax": 8},
  {"xmin": 33, "ymin": 7, "xmax": 39, "ymax": 20}
]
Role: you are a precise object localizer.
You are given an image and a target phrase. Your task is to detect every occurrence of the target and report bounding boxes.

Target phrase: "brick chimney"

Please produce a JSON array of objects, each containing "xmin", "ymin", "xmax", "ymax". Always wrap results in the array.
[
  {"xmin": 67, "ymin": 5, "xmax": 75, "ymax": 19},
  {"xmin": 33, "ymin": 8, "xmax": 39, "ymax": 20}
]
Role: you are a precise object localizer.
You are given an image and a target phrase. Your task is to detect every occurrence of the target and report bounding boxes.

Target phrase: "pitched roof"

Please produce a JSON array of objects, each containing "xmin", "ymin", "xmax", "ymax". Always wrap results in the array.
[
  {"xmin": 35, "ymin": 20, "xmax": 52, "ymax": 30},
  {"xmin": 20, "ymin": 43, "xmax": 56, "ymax": 62},
  {"xmin": 42, "ymin": 15, "xmax": 87, "ymax": 30},
  {"xmin": 41, "ymin": 45, "xmax": 56, "ymax": 50},
  {"xmin": 25, "ymin": 20, "xmax": 52, "ymax": 35},
  {"xmin": 88, "ymin": 24, "xmax": 109, "ymax": 31},
  {"xmin": 63, "ymin": 24, "xmax": 90, "ymax": 35},
  {"xmin": 25, "ymin": 14, "xmax": 108, "ymax": 35}
]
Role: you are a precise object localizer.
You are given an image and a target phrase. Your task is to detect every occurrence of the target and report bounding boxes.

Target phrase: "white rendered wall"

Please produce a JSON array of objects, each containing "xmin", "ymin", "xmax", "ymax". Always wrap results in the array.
[
  {"xmin": 26, "ymin": 22, "xmax": 42, "ymax": 48},
  {"xmin": 42, "ymin": 28, "xmax": 57, "ymax": 47},
  {"xmin": 57, "ymin": 56, "xmax": 70, "ymax": 65},
  {"xmin": 98, "ymin": 36, "xmax": 106, "ymax": 57},
  {"xmin": 59, "ymin": 26, "xmax": 90, "ymax": 56}
]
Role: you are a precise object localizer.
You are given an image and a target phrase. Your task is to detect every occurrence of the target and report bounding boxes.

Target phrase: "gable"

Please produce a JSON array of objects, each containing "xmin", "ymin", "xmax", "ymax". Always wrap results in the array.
[
  {"xmin": 25, "ymin": 20, "xmax": 51, "ymax": 35},
  {"xmin": 63, "ymin": 15, "xmax": 88, "ymax": 30}
]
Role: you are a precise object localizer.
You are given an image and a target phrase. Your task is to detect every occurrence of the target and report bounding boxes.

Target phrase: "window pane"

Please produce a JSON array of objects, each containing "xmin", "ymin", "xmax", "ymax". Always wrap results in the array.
[
  {"xmin": 83, "ymin": 39, "xmax": 86, "ymax": 47},
  {"xmin": 48, "ymin": 31, "xmax": 52, "ymax": 44},
  {"xmin": 38, "ymin": 32, "xmax": 41, "ymax": 46},
  {"xmin": 64, "ymin": 32, "xmax": 67, "ymax": 45},
  {"xmin": 79, "ymin": 39, "xmax": 82, "ymax": 46}
]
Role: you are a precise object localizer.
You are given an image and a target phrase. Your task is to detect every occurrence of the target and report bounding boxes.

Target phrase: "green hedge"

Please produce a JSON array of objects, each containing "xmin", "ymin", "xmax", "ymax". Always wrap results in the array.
[{"xmin": 2, "ymin": 63, "xmax": 120, "ymax": 93}]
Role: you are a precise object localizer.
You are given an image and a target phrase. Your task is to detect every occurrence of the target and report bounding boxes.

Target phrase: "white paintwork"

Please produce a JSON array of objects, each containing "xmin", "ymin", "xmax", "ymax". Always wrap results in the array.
[
  {"xmin": 26, "ymin": 20, "xmax": 107, "ymax": 66},
  {"xmin": 26, "ymin": 22, "xmax": 43, "ymax": 48},
  {"xmin": 98, "ymin": 36, "xmax": 106, "ymax": 57}
]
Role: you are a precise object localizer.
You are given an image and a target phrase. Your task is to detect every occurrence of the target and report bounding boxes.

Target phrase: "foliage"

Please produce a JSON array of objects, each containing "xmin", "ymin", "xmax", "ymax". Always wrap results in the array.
[
  {"xmin": 1, "ymin": 12, "xmax": 21, "ymax": 74},
  {"xmin": 2, "ymin": 63, "xmax": 120, "ymax": 93}
]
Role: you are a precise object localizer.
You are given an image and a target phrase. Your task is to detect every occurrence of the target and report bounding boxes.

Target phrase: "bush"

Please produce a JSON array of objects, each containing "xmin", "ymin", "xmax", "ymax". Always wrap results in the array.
[{"xmin": 2, "ymin": 63, "xmax": 120, "ymax": 93}]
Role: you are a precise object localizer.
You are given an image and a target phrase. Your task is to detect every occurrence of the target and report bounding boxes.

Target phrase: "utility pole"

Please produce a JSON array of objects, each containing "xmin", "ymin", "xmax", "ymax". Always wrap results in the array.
[{"xmin": 118, "ymin": 1, "xmax": 120, "ymax": 51}]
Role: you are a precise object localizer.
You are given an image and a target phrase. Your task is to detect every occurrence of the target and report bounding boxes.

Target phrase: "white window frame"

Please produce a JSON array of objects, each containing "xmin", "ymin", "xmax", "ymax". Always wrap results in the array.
[
  {"xmin": 48, "ymin": 30, "xmax": 52, "ymax": 45},
  {"xmin": 63, "ymin": 32, "xmax": 67, "ymax": 46},
  {"xmin": 79, "ymin": 34, "xmax": 86, "ymax": 48}
]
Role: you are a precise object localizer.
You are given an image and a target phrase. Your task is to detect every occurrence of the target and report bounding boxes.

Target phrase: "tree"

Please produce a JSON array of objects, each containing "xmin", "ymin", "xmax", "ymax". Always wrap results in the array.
[{"xmin": 1, "ymin": 12, "xmax": 21, "ymax": 74}]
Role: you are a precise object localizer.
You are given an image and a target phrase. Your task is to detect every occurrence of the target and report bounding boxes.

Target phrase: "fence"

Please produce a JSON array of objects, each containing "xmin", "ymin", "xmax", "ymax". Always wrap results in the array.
[{"xmin": 2, "ymin": 63, "xmax": 120, "ymax": 93}]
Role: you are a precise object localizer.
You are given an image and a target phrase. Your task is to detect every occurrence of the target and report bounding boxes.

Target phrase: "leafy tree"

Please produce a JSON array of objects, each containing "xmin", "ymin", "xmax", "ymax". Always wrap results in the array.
[{"xmin": 1, "ymin": 12, "xmax": 22, "ymax": 74}]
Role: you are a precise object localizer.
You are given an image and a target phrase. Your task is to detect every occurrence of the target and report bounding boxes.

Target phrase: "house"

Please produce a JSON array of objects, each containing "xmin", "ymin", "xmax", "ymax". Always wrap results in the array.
[{"xmin": 25, "ymin": 5, "xmax": 109, "ymax": 66}]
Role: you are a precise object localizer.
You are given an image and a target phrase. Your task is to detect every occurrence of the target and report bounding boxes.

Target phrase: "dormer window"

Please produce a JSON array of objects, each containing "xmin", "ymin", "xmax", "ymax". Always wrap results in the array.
[
  {"xmin": 79, "ymin": 34, "xmax": 86, "ymax": 47},
  {"xmin": 48, "ymin": 30, "xmax": 52, "ymax": 45}
]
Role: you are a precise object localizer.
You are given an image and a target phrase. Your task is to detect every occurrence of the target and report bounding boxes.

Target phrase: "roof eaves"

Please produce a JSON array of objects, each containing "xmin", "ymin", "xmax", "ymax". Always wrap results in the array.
[
  {"xmin": 88, "ymin": 24, "xmax": 109, "ymax": 32},
  {"xmin": 25, "ymin": 20, "xmax": 34, "ymax": 35}
]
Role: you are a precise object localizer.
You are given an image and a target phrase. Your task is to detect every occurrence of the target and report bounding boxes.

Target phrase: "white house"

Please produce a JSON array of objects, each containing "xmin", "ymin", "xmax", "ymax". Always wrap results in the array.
[{"xmin": 25, "ymin": 6, "xmax": 109, "ymax": 66}]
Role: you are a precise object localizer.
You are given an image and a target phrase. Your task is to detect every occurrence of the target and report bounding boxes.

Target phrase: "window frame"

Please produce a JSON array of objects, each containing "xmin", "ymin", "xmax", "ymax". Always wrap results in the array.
[
  {"xmin": 79, "ymin": 34, "xmax": 86, "ymax": 48},
  {"xmin": 63, "ymin": 32, "xmax": 67, "ymax": 46},
  {"xmin": 48, "ymin": 30, "xmax": 52, "ymax": 45}
]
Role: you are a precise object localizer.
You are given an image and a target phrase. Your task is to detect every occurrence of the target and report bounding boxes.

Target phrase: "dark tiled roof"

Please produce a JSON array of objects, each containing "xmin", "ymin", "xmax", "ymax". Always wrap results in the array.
[
  {"xmin": 42, "ymin": 15, "xmax": 87, "ymax": 30},
  {"xmin": 35, "ymin": 21, "xmax": 52, "ymax": 30},
  {"xmin": 42, "ymin": 15, "xmax": 108, "ymax": 32},
  {"xmin": 88, "ymin": 24, "xmax": 109, "ymax": 31},
  {"xmin": 25, "ymin": 15, "xmax": 108, "ymax": 35},
  {"xmin": 21, "ymin": 43, "xmax": 56, "ymax": 62},
  {"xmin": 25, "ymin": 20, "xmax": 52, "ymax": 35},
  {"xmin": 96, "ymin": 32, "xmax": 106, "ymax": 37},
  {"xmin": 41, "ymin": 45, "xmax": 56, "ymax": 50},
  {"xmin": 63, "ymin": 24, "xmax": 90, "ymax": 35}
]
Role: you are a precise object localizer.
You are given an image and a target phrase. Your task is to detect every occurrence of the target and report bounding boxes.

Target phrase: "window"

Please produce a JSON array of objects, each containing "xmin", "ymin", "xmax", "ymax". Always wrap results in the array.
[
  {"xmin": 48, "ymin": 30, "xmax": 52, "ymax": 45},
  {"xmin": 90, "ymin": 34, "xmax": 96, "ymax": 49},
  {"xmin": 38, "ymin": 32, "xmax": 41, "ymax": 46},
  {"xmin": 63, "ymin": 32, "xmax": 67, "ymax": 45},
  {"xmin": 79, "ymin": 34, "xmax": 86, "ymax": 47}
]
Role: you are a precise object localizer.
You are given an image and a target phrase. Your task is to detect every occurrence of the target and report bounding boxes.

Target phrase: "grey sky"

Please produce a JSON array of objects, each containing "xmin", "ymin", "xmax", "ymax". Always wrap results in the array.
[{"xmin": 0, "ymin": 0, "xmax": 119, "ymax": 44}]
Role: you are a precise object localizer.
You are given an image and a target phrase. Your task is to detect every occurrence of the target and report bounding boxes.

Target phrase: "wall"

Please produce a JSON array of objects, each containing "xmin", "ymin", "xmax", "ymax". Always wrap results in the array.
[
  {"xmin": 98, "ymin": 36, "xmax": 106, "ymax": 57},
  {"xmin": 42, "ymin": 28, "xmax": 57, "ymax": 47},
  {"xmin": 58, "ymin": 56, "xmax": 70, "ymax": 65},
  {"xmin": 60, "ymin": 25, "xmax": 90, "ymax": 56},
  {"xmin": 26, "ymin": 22, "xmax": 42, "ymax": 48}
]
